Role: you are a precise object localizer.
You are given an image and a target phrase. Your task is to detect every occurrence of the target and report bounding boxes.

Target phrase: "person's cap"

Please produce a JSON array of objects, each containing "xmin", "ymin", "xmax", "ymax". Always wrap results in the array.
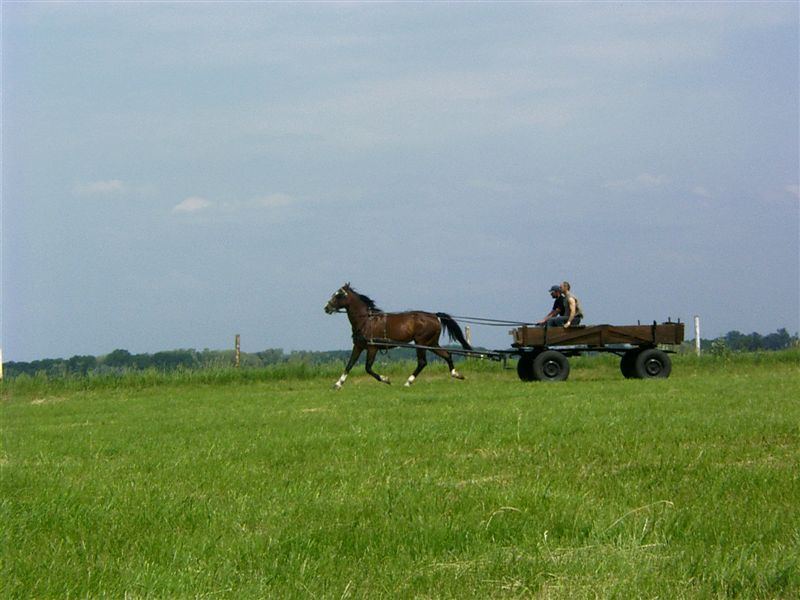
[{"xmin": 549, "ymin": 285, "xmax": 561, "ymax": 292}]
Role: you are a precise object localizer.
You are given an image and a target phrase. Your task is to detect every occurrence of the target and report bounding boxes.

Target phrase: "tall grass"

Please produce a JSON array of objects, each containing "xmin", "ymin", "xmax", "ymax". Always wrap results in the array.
[
  {"xmin": 2, "ymin": 350, "xmax": 798, "ymax": 598},
  {"xmin": 3, "ymin": 362, "xmax": 342, "ymax": 395},
  {"xmin": 6, "ymin": 348, "xmax": 796, "ymax": 394}
]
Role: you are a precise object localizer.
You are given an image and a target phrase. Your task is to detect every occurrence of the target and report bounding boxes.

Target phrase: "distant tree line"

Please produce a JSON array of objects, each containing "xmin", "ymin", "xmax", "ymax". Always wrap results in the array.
[
  {"xmin": 690, "ymin": 328, "xmax": 798, "ymax": 354},
  {"xmin": 3, "ymin": 328, "xmax": 797, "ymax": 380},
  {"xmin": 716, "ymin": 328, "xmax": 796, "ymax": 352},
  {"xmin": 2, "ymin": 346, "xmax": 425, "ymax": 380}
]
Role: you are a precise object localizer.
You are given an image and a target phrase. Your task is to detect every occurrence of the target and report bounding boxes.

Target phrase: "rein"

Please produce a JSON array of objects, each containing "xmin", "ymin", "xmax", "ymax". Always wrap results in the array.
[
  {"xmin": 447, "ymin": 315, "xmax": 536, "ymax": 327},
  {"xmin": 334, "ymin": 308, "xmax": 533, "ymax": 327}
]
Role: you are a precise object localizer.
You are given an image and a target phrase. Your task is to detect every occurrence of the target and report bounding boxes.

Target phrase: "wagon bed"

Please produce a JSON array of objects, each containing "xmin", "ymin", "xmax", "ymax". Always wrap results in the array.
[{"xmin": 511, "ymin": 321, "xmax": 684, "ymax": 349}]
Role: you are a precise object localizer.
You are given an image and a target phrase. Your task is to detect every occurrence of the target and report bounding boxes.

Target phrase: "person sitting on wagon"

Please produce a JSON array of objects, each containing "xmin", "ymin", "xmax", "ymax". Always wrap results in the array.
[
  {"xmin": 560, "ymin": 281, "xmax": 583, "ymax": 328},
  {"xmin": 536, "ymin": 285, "xmax": 566, "ymax": 326}
]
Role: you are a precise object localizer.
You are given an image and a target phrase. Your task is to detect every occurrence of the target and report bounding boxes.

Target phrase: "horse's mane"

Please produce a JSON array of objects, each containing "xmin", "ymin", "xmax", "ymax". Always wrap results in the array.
[
  {"xmin": 346, "ymin": 284, "xmax": 382, "ymax": 313},
  {"xmin": 357, "ymin": 292, "xmax": 383, "ymax": 314}
]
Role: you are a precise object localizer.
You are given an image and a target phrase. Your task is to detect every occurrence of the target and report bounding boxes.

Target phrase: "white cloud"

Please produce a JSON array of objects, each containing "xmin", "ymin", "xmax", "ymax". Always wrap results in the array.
[
  {"xmin": 172, "ymin": 196, "xmax": 213, "ymax": 213},
  {"xmin": 786, "ymin": 185, "xmax": 800, "ymax": 199},
  {"xmin": 567, "ymin": 37, "xmax": 718, "ymax": 69},
  {"xmin": 467, "ymin": 179, "xmax": 514, "ymax": 194},
  {"xmin": 604, "ymin": 173, "xmax": 669, "ymax": 192},
  {"xmin": 73, "ymin": 179, "xmax": 126, "ymax": 196},
  {"xmin": 252, "ymin": 193, "xmax": 294, "ymax": 208},
  {"xmin": 172, "ymin": 193, "xmax": 296, "ymax": 215}
]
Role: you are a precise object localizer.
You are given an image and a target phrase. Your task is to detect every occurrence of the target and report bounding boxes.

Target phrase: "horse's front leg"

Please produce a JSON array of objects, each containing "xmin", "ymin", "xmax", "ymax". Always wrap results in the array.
[
  {"xmin": 365, "ymin": 346, "xmax": 391, "ymax": 385},
  {"xmin": 334, "ymin": 345, "xmax": 363, "ymax": 390}
]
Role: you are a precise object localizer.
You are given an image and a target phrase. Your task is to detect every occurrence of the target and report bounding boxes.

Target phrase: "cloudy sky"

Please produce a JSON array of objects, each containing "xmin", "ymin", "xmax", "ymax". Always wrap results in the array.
[{"xmin": 2, "ymin": 1, "xmax": 798, "ymax": 362}]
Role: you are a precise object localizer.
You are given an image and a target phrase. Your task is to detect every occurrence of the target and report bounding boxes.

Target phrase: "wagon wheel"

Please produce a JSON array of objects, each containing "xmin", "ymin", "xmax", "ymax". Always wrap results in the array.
[
  {"xmin": 516, "ymin": 352, "xmax": 537, "ymax": 381},
  {"xmin": 532, "ymin": 350, "xmax": 570, "ymax": 382},
  {"xmin": 633, "ymin": 348, "xmax": 672, "ymax": 379},
  {"xmin": 620, "ymin": 349, "xmax": 640, "ymax": 379}
]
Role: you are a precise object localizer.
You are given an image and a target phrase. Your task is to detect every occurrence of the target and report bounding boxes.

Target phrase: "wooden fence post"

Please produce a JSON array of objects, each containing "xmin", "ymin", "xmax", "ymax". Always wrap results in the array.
[{"xmin": 235, "ymin": 334, "xmax": 241, "ymax": 368}]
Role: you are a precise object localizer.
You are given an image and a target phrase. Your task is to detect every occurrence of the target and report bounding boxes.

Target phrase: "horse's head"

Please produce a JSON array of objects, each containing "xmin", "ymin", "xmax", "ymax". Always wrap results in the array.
[{"xmin": 324, "ymin": 283, "xmax": 352, "ymax": 314}]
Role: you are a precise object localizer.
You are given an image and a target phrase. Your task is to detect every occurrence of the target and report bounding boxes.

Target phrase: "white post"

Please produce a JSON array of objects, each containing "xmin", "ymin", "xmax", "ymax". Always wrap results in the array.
[
  {"xmin": 465, "ymin": 326, "xmax": 472, "ymax": 347},
  {"xmin": 694, "ymin": 315, "xmax": 701, "ymax": 356}
]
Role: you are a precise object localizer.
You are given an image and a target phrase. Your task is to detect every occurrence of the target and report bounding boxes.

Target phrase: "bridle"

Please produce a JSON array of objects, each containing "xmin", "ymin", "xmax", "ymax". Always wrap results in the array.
[{"xmin": 326, "ymin": 287, "xmax": 350, "ymax": 314}]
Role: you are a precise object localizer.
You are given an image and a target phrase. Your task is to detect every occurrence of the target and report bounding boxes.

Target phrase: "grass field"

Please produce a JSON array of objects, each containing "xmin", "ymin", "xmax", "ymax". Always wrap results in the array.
[{"xmin": 2, "ymin": 352, "xmax": 799, "ymax": 599}]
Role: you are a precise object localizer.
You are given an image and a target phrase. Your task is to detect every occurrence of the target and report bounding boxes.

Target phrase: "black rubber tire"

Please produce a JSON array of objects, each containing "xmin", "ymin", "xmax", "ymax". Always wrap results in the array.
[
  {"xmin": 532, "ymin": 350, "xmax": 570, "ymax": 382},
  {"xmin": 620, "ymin": 350, "xmax": 640, "ymax": 379},
  {"xmin": 516, "ymin": 352, "xmax": 537, "ymax": 381},
  {"xmin": 633, "ymin": 348, "xmax": 672, "ymax": 379}
]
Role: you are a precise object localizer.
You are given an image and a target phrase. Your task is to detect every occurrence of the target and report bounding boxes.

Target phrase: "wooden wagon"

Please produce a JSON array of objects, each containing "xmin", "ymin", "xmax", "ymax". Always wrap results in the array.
[{"xmin": 509, "ymin": 321, "xmax": 685, "ymax": 382}]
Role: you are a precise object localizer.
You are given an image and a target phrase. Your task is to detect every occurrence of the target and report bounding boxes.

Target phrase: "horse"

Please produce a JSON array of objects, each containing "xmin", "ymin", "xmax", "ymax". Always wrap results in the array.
[{"xmin": 324, "ymin": 283, "xmax": 472, "ymax": 389}]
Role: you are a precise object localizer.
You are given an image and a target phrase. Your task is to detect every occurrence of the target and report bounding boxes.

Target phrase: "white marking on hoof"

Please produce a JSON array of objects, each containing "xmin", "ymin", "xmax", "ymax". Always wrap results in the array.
[
  {"xmin": 451, "ymin": 369, "xmax": 465, "ymax": 380},
  {"xmin": 405, "ymin": 375, "xmax": 416, "ymax": 387},
  {"xmin": 380, "ymin": 375, "xmax": 391, "ymax": 384},
  {"xmin": 333, "ymin": 374, "xmax": 347, "ymax": 390}
]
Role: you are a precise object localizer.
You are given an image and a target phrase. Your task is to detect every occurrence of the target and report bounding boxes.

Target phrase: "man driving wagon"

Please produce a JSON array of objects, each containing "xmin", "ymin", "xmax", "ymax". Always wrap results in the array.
[{"xmin": 537, "ymin": 281, "xmax": 583, "ymax": 328}]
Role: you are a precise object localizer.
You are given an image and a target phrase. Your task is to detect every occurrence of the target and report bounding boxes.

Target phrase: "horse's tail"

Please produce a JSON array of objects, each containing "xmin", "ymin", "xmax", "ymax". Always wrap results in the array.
[{"xmin": 436, "ymin": 313, "xmax": 472, "ymax": 350}]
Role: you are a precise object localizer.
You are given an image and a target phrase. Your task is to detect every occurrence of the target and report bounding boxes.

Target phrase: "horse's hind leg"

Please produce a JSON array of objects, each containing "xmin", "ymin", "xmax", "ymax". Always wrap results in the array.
[
  {"xmin": 430, "ymin": 347, "xmax": 465, "ymax": 380},
  {"xmin": 405, "ymin": 348, "xmax": 428, "ymax": 386},
  {"xmin": 365, "ymin": 346, "xmax": 391, "ymax": 385}
]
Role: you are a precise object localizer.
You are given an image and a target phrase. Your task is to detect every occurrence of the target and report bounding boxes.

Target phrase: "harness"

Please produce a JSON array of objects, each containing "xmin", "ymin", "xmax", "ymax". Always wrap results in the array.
[{"xmin": 353, "ymin": 312, "xmax": 389, "ymax": 348}]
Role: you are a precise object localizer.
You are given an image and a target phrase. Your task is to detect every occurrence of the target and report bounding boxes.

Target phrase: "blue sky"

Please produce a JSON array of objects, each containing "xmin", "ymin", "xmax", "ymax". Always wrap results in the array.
[{"xmin": 2, "ymin": 1, "xmax": 798, "ymax": 362}]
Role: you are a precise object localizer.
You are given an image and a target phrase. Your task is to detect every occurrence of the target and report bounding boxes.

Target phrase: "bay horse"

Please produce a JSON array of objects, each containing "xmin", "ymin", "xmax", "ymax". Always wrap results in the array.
[{"xmin": 324, "ymin": 283, "xmax": 472, "ymax": 389}]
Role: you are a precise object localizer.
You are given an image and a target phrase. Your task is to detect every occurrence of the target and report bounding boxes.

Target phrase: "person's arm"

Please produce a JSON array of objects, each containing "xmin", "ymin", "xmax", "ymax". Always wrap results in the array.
[
  {"xmin": 537, "ymin": 309, "xmax": 557, "ymax": 325},
  {"xmin": 564, "ymin": 296, "xmax": 577, "ymax": 328}
]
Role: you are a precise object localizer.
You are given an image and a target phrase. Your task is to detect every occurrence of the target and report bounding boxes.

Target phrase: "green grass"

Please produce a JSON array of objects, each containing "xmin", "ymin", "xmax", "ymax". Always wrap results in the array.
[{"xmin": 2, "ymin": 351, "xmax": 799, "ymax": 598}]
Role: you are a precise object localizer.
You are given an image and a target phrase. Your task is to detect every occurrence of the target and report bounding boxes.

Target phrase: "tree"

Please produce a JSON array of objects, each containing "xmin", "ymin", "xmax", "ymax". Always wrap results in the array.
[
  {"xmin": 104, "ymin": 349, "xmax": 133, "ymax": 368},
  {"xmin": 67, "ymin": 355, "xmax": 97, "ymax": 376},
  {"xmin": 763, "ymin": 328, "xmax": 792, "ymax": 351},
  {"xmin": 152, "ymin": 350, "xmax": 197, "ymax": 371}
]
